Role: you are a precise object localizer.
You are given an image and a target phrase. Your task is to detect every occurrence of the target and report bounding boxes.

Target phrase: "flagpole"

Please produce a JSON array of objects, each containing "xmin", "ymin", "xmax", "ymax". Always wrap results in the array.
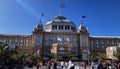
[
  {"xmin": 88, "ymin": 49, "xmax": 90, "ymax": 65},
  {"xmin": 59, "ymin": 4, "xmax": 65, "ymax": 16},
  {"xmin": 80, "ymin": 15, "xmax": 86, "ymax": 24}
]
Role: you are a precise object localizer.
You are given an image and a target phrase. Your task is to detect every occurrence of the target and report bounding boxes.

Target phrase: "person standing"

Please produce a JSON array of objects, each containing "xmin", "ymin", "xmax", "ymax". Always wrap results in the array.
[
  {"xmin": 53, "ymin": 60, "xmax": 57, "ymax": 69},
  {"xmin": 97, "ymin": 59, "xmax": 103, "ymax": 69},
  {"xmin": 48, "ymin": 60, "xmax": 51, "ymax": 69},
  {"xmin": 91, "ymin": 61, "xmax": 95, "ymax": 69},
  {"xmin": 61, "ymin": 61, "xmax": 64, "ymax": 69},
  {"xmin": 37, "ymin": 61, "xmax": 40, "ymax": 69},
  {"xmin": 102, "ymin": 61, "xmax": 107, "ymax": 69}
]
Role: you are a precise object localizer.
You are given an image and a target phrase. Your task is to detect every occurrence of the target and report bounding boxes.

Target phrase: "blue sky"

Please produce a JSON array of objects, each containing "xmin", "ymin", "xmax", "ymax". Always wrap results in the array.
[{"xmin": 0, "ymin": 0, "xmax": 120, "ymax": 36}]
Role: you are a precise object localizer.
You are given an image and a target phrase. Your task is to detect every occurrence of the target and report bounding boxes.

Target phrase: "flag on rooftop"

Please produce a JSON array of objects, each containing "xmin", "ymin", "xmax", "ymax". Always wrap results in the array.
[
  {"xmin": 60, "ymin": 4, "xmax": 65, "ymax": 8},
  {"xmin": 41, "ymin": 13, "xmax": 44, "ymax": 16},
  {"xmin": 82, "ymin": 16, "xmax": 86, "ymax": 18}
]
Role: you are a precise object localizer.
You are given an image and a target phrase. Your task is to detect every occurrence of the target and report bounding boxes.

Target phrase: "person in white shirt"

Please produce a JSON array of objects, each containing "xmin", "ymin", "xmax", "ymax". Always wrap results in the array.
[
  {"xmin": 61, "ymin": 61, "xmax": 64, "ymax": 69},
  {"xmin": 91, "ymin": 61, "xmax": 95, "ymax": 69}
]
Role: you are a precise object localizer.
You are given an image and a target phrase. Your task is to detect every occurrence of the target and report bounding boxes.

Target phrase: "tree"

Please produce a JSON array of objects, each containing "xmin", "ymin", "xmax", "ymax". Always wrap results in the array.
[
  {"xmin": 113, "ymin": 53, "xmax": 120, "ymax": 62},
  {"xmin": 16, "ymin": 51, "xmax": 26, "ymax": 64},
  {"xmin": 54, "ymin": 55, "xmax": 62, "ymax": 61},
  {"xmin": 0, "ymin": 42, "xmax": 9, "ymax": 65},
  {"xmin": 0, "ymin": 43, "xmax": 8, "ymax": 54},
  {"xmin": 89, "ymin": 55, "xmax": 95, "ymax": 62},
  {"xmin": 31, "ymin": 55, "xmax": 41, "ymax": 62},
  {"xmin": 69, "ymin": 54, "xmax": 75, "ymax": 61},
  {"xmin": 98, "ymin": 54, "xmax": 107, "ymax": 61}
]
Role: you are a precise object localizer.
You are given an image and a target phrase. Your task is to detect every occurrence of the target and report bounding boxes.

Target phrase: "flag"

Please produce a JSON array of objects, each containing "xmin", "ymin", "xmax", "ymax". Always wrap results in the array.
[
  {"xmin": 37, "ymin": 49, "xmax": 40, "ymax": 54},
  {"xmin": 66, "ymin": 37, "xmax": 70, "ymax": 42},
  {"xmin": 60, "ymin": 4, "xmax": 65, "ymax": 8},
  {"xmin": 57, "ymin": 37, "xmax": 62, "ymax": 41},
  {"xmin": 41, "ymin": 13, "xmax": 44, "ymax": 16},
  {"xmin": 88, "ymin": 50, "xmax": 90, "ymax": 55},
  {"xmin": 82, "ymin": 16, "xmax": 86, "ymax": 18}
]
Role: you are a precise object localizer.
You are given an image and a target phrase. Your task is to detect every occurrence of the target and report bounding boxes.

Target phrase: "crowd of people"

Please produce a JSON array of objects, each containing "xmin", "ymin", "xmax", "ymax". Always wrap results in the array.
[
  {"xmin": 47, "ymin": 59, "xmax": 75, "ymax": 69},
  {"xmin": 46, "ymin": 59, "xmax": 120, "ymax": 69},
  {"xmin": 91, "ymin": 59, "xmax": 120, "ymax": 69},
  {"xmin": 24, "ymin": 59, "xmax": 120, "ymax": 69}
]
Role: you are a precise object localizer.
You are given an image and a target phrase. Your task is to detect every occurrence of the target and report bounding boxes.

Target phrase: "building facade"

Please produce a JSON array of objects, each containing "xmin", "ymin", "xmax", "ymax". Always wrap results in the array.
[
  {"xmin": 0, "ymin": 15, "xmax": 120, "ymax": 61},
  {"xmin": 106, "ymin": 45, "xmax": 120, "ymax": 59}
]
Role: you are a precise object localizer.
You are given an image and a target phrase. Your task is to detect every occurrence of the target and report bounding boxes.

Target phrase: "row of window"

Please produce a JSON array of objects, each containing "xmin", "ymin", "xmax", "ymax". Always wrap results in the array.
[
  {"xmin": 90, "ymin": 41, "xmax": 118, "ymax": 46},
  {"xmin": 52, "ymin": 25, "xmax": 74, "ymax": 30},
  {"xmin": 35, "ymin": 35, "xmax": 78, "ymax": 41},
  {"xmin": 91, "ymin": 40, "xmax": 119, "ymax": 44},
  {"xmin": 2, "ymin": 37, "xmax": 29, "ymax": 44},
  {"xmin": 90, "ymin": 45, "xmax": 117, "ymax": 50},
  {"xmin": 35, "ymin": 41, "xmax": 78, "ymax": 46}
]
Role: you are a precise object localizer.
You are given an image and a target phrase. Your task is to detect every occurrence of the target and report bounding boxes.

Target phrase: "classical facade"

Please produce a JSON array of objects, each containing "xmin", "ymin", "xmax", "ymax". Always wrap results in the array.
[{"xmin": 0, "ymin": 15, "xmax": 120, "ymax": 61}]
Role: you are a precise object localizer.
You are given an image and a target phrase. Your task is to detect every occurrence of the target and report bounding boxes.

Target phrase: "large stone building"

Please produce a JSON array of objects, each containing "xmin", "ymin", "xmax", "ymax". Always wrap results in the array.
[{"xmin": 0, "ymin": 14, "xmax": 120, "ymax": 61}]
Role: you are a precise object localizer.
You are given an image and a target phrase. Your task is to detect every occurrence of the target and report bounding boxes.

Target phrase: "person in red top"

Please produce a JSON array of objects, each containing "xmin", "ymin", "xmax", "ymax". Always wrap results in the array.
[
  {"xmin": 102, "ymin": 61, "xmax": 107, "ymax": 69},
  {"xmin": 84, "ymin": 63, "xmax": 86, "ymax": 69}
]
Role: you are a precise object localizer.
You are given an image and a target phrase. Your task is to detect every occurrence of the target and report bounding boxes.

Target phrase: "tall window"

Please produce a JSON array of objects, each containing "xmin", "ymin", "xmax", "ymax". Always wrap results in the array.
[
  {"xmin": 52, "ymin": 25, "xmax": 57, "ymax": 30},
  {"xmin": 101, "ymin": 45, "xmax": 104, "ymax": 49},
  {"xmin": 91, "ymin": 45, "xmax": 94, "ymax": 49},
  {"xmin": 65, "ymin": 25, "xmax": 70, "ymax": 30},
  {"xmin": 35, "ymin": 35, "xmax": 41, "ymax": 41},
  {"xmin": 26, "ymin": 38, "xmax": 29, "ymax": 43},
  {"xmin": 44, "ymin": 42, "xmax": 50, "ymax": 46},
  {"xmin": 96, "ymin": 41, "xmax": 99, "ymax": 45},
  {"xmin": 71, "ymin": 26, "xmax": 76, "ymax": 31},
  {"xmin": 20, "ymin": 38, "xmax": 23, "ymax": 43},
  {"xmin": 45, "ymin": 36, "xmax": 50, "ymax": 41},
  {"xmin": 58, "ymin": 41, "xmax": 63, "ymax": 45},
  {"xmin": 59, "ymin": 25, "xmax": 63, "ymax": 30},
  {"xmin": 82, "ymin": 36, "xmax": 87, "ymax": 41},
  {"xmin": 15, "ymin": 37, "xmax": 18, "ymax": 43},
  {"xmin": 35, "ymin": 41, "xmax": 40, "ymax": 46},
  {"xmin": 73, "ymin": 42, "xmax": 77, "ymax": 47},
  {"xmin": 73, "ymin": 37, "xmax": 77, "ymax": 41},
  {"xmin": 82, "ymin": 42, "xmax": 87, "ymax": 46},
  {"xmin": 20, "ymin": 43, "xmax": 23, "ymax": 48},
  {"xmin": 51, "ymin": 36, "xmax": 57, "ymax": 41},
  {"xmin": 9, "ymin": 37, "xmax": 12, "ymax": 44},
  {"xmin": 26, "ymin": 44, "xmax": 28, "ymax": 48},
  {"xmin": 96, "ymin": 45, "xmax": 99, "ymax": 49},
  {"xmin": 4, "ymin": 37, "xmax": 6, "ymax": 43},
  {"xmin": 107, "ymin": 40, "xmax": 109, "ymax": 44},
  {"xmin": 51, "ymin": 41, "xmax": 57, "ymax": 45}
]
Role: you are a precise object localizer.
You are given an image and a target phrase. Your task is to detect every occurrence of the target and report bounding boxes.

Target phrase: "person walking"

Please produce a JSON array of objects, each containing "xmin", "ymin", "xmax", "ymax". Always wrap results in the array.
[
  {"xmin": 102, "ymin": 61, "xmax": 107, "ymax": 69},
  {"xmin": 97, "ymin": 59, "xmax": 103, "ymax": 69},
  {"xmin": 47, "ymin": 60, "xmax": 51, "ymax": 69},
  {"xmin": 53, "ymin": 60, "xmax": 57, "ymax": 69},
  {"xmin": 91, "ymin": 61, "xmax": 95, "ymax": 69},
  {"xmin": 36, "ymin": 61, "xmax": 40, "ymax": 69},
  {"xmin": 60, "ymin": 61, "xmax": 64, "ymax": 69}
]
